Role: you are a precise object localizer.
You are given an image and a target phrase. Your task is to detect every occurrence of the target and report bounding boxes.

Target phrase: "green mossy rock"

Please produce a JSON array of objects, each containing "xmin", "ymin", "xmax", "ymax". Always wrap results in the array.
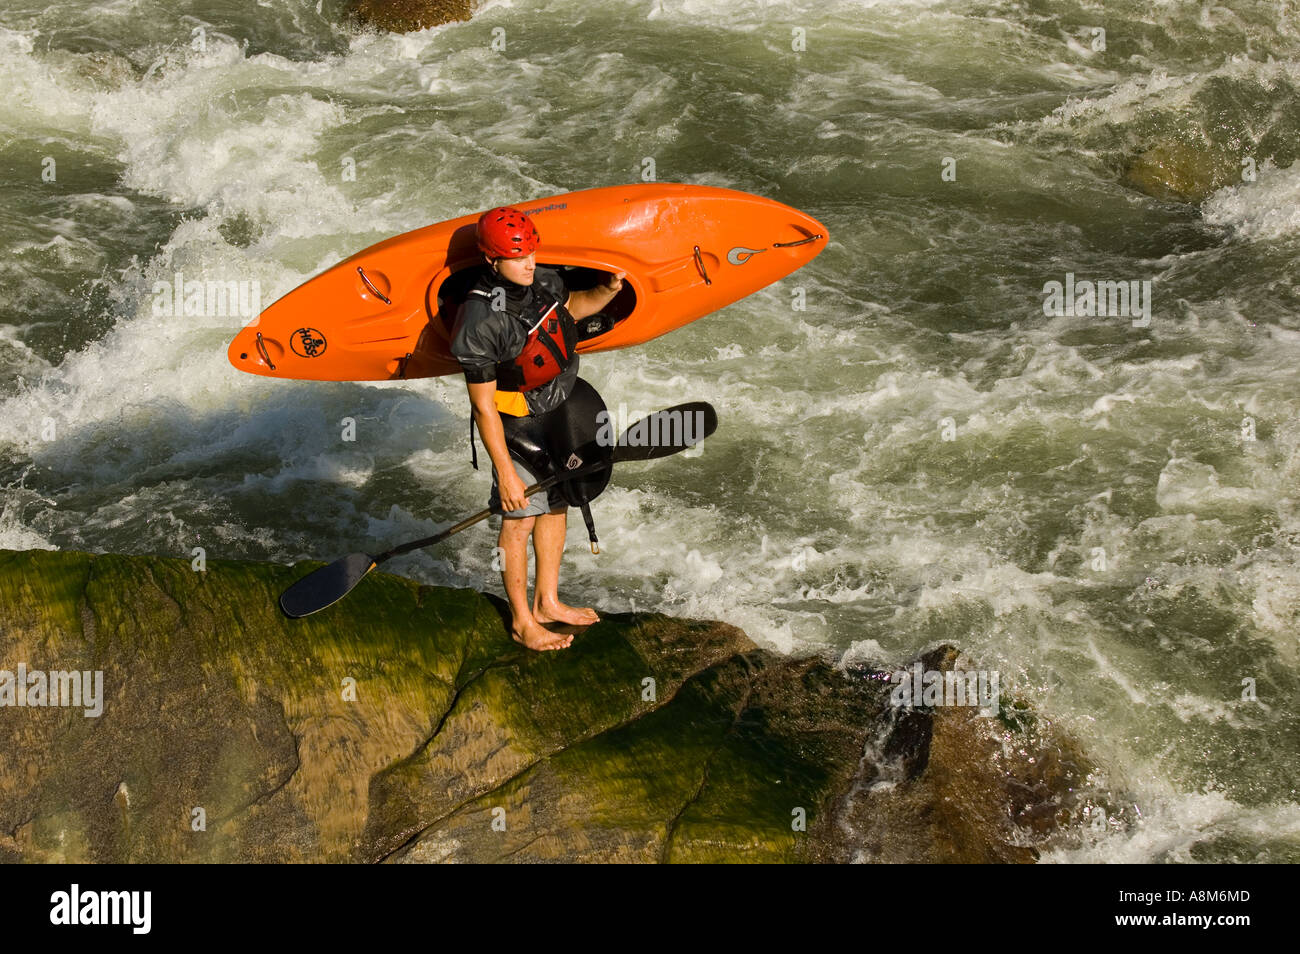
[{"xmin": 0, "ymin": 548, "xmax": 1094, "ymax": 862}]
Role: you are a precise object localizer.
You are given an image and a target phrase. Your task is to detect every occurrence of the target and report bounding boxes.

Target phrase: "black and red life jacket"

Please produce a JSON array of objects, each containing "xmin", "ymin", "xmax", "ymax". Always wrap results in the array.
[{"xmin": 465, "ymin": 270, "xmax": 578, "ymax": 392}]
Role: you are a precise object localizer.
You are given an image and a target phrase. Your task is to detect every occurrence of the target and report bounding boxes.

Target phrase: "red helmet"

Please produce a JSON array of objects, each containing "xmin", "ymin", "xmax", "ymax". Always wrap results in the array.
[{"xmin": 476, "ymin": 206, "xmax": 539, "ymax": 259}]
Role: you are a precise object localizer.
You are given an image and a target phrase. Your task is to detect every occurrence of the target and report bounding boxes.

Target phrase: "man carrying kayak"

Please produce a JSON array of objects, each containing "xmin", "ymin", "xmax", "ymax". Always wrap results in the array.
[{"xmin": 450, "ymin": 206, "xmax": 625, "ymax": 651}]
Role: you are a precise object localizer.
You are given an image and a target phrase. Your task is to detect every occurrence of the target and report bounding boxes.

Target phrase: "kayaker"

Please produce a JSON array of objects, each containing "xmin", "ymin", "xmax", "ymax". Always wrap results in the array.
[{"xmin": 450, "ymin": 206, "xmax": 625, "ymax": 651}]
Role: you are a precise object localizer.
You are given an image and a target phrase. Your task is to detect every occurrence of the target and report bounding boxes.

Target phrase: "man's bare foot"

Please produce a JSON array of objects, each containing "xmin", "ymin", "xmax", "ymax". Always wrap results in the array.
[
  {"xmin": 511, "ymin": 614, "xmax": 573, "ymax": 651},
  {"xmin": 534, "ymin": 598, "xmax": 600, "ymax": 627}
]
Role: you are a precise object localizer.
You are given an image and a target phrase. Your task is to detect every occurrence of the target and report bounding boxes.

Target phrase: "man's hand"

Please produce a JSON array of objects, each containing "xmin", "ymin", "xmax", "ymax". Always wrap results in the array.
[
  {"xmin": 568, "ymin": 271, "xmax": 626, "ymax": 320},
  {"xmin": 497, "ymin": 464, "xmax": 530, "ymax": 514}
]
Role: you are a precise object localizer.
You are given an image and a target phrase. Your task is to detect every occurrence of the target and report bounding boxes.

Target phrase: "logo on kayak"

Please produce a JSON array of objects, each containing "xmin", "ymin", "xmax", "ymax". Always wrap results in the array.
[
  {"xmin": 565, "ymin": 453, "xmax": 583, "ymax": 471},
  {"xmin": 291, "ymin": 328, "xmax": 327, "ymax": 358},
  {"xmin": 727, "ymin": 246, "xmax": 767, "ymax": 266}
]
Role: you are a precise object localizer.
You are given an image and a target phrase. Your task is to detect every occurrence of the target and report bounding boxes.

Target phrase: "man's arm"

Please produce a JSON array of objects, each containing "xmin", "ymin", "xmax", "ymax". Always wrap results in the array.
[
  {"xmin": 565, "ymin": 271, "xmax": 626, "ymax": 320},
  {"xmin": 452, "ymin": 298, "xmax": 532, "ymax": 512},
  {"xmin": 467, "ymin": 380, "xmax": 531, "ymax": 513}
]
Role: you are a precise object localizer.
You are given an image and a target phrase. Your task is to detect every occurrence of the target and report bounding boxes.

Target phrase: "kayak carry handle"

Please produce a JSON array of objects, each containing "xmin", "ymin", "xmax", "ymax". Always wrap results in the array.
[
  {"xmin": 357, "ymin": 266, "xmax": 392, "ymax": 305},
  {"xmin": 773, "ymin": 233, "xmax": 824, "ymax": 248},
  {"xmin": 255, "ymin": 332, "xmax": 276, "ymax": 370},
  {"xmin": 692, "ymin": 245, "xmax": 712, "ymax": 285}
]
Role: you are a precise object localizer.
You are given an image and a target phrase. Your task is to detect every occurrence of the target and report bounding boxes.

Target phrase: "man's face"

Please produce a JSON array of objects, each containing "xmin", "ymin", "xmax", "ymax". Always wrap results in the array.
[{"xmin": 493, "ymin": 252, "xmax": 535, "ymax": 286}]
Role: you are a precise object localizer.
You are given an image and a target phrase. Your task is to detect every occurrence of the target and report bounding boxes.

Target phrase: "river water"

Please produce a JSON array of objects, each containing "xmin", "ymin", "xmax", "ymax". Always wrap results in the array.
[{"xmin": 1, "ymin": 0, "xmax": 1297, "ymax": 862}]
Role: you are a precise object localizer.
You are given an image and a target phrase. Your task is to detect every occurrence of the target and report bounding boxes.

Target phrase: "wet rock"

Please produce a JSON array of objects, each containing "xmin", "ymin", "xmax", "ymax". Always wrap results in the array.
[
  {"xmin": 1123, "ymin": 140, "xmax": 1239, "ymax": 203},
  {"xmin": 45, "ymin": 50, "xmax": 136, "ymax": 91},
  {"xmin": 346, "ymin": 0, "xmax": 477, "ymax": 33},
  {"xmin": 0, "ymin": 548, "xmax": 1094, "ymax": 862}
]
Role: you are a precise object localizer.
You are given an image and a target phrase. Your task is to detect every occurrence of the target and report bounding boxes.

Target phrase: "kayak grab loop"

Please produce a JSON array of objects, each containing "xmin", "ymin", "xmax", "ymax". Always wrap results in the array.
[
  {"xmin": 255, "ymin": 332, "xmax": 276, "ymax": 370},
  {"xmin": 773, "ymin": 234, "xmax": 824, "ymax": 248},
  {"xmin": 692, "ymin": 245, "xmax": 712, "ymax": 285},
  {"xmin": 357, "ymin": 266, "xmax": 391, "ymax": 305}
]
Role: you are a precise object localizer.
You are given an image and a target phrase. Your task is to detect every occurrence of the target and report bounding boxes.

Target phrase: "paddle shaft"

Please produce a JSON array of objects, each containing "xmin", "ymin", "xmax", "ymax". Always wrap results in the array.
[
  {"xmin": 370, "ymin": 401, "xmax": 716, "ymax": 564},
  {"xmin": 372, "ymin": 465, "xmax": 600, "ymax": 564}
]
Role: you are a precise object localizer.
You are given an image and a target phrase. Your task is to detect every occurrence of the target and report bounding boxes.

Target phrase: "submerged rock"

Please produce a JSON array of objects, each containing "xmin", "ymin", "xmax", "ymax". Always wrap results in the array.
[
  {"xmin": 1122, "ymin": 140, "xmax": 1240, "ymax": 203},
  {"xmin": 0, "ymin": 548, "xmax": 1094, "ymax": 862},
  {"xmin": 346, "ymin": 0, "xmax": 476, "ymax": 33},
  {"xmin": 57, "ymin": 51, "xmax": 136, "ymax": 91}
]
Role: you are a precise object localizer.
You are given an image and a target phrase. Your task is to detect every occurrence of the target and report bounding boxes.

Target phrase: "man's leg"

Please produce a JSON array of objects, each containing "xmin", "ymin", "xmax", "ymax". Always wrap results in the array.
[
  {"xmin": 531, "ymin": 507, "xmax": 600, "ymax": 626},
  {"xmin": 500, "ymin": 515, "xmax": 572, "ymax": 651}
]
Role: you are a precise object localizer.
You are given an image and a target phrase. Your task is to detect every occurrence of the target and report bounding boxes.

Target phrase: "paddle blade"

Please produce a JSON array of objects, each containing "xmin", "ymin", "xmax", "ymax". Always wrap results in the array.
[
  {"xmin": 613, "ymin": 402, "xmax": 717, "ymax": 462},
  {"xmin": 279, "ymin": 553, "xmax": 376, "ymax": 618}
]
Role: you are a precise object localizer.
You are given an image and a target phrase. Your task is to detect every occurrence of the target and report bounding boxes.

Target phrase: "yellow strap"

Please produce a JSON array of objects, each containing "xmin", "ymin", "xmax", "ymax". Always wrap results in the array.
[{"xmin": 494, "ymin": 390, "xmax": 529, "ymax": 416}]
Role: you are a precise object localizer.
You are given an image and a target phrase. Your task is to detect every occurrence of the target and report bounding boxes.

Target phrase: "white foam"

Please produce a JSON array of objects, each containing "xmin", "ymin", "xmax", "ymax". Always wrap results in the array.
[
  {"xmin": 837, "ymin": 638, "xmax": 887, "ymax": 669},
  {"xmin": 1155, "ymin": 458, "xmax": 1273, "ymax": 514},
  {"xmin": 1042, "ymin": 790, "xmax": 1300, "ymax": 864},
  {"xmin": 0, "ymin": 494, "xmax": 57, "ymax": 551},
  {"xmin": 1203, "ymin": 160, "xmax": 1300, "ymax": 242}
]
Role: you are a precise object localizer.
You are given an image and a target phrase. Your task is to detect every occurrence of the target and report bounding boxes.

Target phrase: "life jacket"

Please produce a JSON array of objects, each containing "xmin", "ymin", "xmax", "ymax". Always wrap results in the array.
[{"xmin": 465, "ymin": 269, "xmax": 578, "ymax": 395}]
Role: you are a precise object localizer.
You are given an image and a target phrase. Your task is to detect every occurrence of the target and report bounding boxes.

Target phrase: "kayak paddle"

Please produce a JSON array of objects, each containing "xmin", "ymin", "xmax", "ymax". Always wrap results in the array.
[{"xmin": 278, "ymin": 401, "xmax": 717, "ymax": 618}]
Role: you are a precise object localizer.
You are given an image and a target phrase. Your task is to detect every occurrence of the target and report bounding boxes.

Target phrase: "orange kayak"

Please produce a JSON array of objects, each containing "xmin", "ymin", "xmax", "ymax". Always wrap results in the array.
[{"xmin": 227, "ymin": 183, "xmax": 827, "ymax": 381}]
